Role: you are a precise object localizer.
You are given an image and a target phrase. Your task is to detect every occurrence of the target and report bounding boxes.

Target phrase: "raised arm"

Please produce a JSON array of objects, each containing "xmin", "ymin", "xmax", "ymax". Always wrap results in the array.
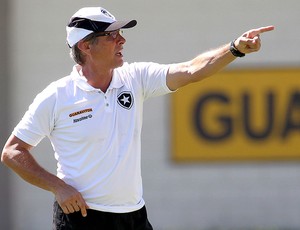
[
  {"xmin": 1, "ymin": 134, "xmax": 89, "ymax": 217},
  {"xmin": 166, "ymin": 25, "xmax": 274, "ymax": 91}
]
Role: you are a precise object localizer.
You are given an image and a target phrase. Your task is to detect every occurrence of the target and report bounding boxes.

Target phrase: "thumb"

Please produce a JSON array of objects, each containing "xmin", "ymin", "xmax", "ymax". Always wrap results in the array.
[{"xmin": 79, "ymin": 201, "xmax": 89, "ymax": 217}]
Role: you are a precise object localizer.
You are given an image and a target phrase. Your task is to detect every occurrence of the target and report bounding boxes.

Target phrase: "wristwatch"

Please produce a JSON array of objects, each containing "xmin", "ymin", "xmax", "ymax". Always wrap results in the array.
[{"xmin": 230, "ymin": 39, "xmax": 245, "ymax": 57}]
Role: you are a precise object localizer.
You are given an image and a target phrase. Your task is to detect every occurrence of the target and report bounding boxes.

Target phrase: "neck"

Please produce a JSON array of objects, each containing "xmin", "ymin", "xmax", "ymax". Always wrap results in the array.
[{"xmin": 81, "ymin": 65, "xmax": 113, "ymax": 93}]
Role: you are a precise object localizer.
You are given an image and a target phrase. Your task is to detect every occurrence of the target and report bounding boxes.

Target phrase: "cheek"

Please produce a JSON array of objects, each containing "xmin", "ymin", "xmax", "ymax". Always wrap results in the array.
[{"xmin": 93, "ymin": 44, "xmax": 114, "ymax": 58}]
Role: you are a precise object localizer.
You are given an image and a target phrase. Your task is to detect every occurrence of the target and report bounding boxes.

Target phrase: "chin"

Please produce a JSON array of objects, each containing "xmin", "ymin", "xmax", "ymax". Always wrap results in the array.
[{"xmin": 115, "ymin": 60, "xmax": 124, "ymax": 68}]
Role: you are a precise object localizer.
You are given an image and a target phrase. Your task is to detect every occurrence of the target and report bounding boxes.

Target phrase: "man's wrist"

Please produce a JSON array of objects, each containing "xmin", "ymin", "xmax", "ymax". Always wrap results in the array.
[{"xmin": 230, "ymin": 39, "xmax": 245, "ymax": 57}]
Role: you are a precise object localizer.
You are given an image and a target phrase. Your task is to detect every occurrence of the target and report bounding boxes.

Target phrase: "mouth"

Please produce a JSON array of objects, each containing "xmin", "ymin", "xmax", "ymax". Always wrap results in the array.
[
  {"xmin": 116, "ymin": 52, "xmax": 123, "ymax": 57},
  {"xmin": 116, "ymin": 49, "xmax": 123, "ymax": 57}
]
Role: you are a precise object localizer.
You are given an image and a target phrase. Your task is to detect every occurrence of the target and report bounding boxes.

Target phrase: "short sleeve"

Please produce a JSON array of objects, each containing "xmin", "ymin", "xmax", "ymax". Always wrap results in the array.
[
  {"xmin": 128, "ymin": 62, "xmax": 173, "ymax": 100},
  {"xmin": 12, "ymin": 84, "xmax": 56, "ymax": 147}
]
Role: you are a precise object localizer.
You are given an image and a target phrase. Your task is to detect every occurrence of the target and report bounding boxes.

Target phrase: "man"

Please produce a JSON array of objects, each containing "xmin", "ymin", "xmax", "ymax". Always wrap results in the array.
[{"xmin": 1, "ymin": 6, "xmax": 274, "ymax": 230}]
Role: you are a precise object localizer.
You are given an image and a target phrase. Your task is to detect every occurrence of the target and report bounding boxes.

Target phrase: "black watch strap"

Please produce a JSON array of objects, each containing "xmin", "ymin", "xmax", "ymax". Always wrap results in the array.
[{"xmin": 230, "ymin": 39, "xmax": 245, "ymax": 57}]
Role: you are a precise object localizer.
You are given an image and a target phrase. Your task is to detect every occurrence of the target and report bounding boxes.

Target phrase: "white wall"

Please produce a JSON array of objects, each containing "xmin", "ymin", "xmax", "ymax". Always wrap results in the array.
[{"xmin": 6, "ymin": 0, "xmax": 300, "ymax": 229}]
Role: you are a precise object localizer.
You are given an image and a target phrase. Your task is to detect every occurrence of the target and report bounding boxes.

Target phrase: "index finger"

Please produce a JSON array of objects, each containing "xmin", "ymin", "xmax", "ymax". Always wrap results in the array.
[
  {"xmin": 256, "ymin": 25, "xmax": 275, "ymax": 34},
  {"xmin": 247, "ymin": 25, "xmax": 275, "ymax": 38}
]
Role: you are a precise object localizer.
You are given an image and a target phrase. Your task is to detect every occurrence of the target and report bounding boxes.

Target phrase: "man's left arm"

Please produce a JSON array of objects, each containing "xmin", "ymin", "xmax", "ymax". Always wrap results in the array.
[{"xmin": 166, "ymin": 25, "xmax": 274, "ymax": 91}]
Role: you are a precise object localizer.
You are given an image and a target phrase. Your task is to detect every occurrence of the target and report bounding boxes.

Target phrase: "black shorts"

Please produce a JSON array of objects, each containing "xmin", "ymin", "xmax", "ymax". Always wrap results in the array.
[{"xmin": 52, "ymin": 201, "xmax": 153, "ymax": 230}]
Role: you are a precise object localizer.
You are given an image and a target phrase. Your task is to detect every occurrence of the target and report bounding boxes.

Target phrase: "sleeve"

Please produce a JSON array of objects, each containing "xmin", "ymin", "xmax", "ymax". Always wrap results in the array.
[
  {"xmin": 130, "ymin": 62, "xmax": 174, "ymax": 100},
  {"xmin": 12, "ymin": 84, "xmax": 57, "ymax": 147}
]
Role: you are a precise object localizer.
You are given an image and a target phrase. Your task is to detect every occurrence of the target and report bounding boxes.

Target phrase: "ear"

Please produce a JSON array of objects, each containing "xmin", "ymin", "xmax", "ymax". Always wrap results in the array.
[{"xmin": 77, "ymin": 40, "xmax": 91, "ymax": 55}]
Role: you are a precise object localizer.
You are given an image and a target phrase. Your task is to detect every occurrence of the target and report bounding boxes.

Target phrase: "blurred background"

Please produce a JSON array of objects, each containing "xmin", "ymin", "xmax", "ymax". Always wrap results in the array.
[{"xmin": 0, "ymin": 0, "xmax": 300, "ymax": 229}]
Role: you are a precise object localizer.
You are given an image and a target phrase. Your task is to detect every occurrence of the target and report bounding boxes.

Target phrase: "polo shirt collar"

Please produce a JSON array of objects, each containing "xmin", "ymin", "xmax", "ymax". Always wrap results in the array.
[{"xmin": 71, "ymin": 65, "xmax": 124, "ymax": 92}]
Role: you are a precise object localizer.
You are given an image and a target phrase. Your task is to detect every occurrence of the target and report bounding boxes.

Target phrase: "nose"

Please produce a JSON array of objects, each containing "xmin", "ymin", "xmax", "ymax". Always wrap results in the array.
[{"xmin": 117, "ymin": 33, "xmax": 126, "ymax": 45}]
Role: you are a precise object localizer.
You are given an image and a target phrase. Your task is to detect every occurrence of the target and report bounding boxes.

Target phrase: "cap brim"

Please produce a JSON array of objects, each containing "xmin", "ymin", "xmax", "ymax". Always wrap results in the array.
[{"xmin": 105, "ymin": 20, "xmax": 137, "ymax": 31}]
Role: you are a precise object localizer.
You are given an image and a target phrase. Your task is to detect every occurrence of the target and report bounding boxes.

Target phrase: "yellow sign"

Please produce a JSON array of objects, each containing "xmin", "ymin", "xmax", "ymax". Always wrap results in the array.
[{"xmin": 171, "ymin": 68, "xmax": 300, "ymax": 162}]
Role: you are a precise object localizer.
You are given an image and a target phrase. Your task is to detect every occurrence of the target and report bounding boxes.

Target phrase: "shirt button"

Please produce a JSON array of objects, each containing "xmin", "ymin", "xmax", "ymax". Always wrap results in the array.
[{"xmin": 106, "ymin": 103, "xmax": 109, "ymax": 107}]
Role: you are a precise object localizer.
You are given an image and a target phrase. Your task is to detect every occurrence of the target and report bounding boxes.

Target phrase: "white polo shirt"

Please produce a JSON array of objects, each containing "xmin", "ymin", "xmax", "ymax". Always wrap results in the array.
[{"xmin": 13, "ymin": 62, "xmax": 172, "ymax": 213}]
